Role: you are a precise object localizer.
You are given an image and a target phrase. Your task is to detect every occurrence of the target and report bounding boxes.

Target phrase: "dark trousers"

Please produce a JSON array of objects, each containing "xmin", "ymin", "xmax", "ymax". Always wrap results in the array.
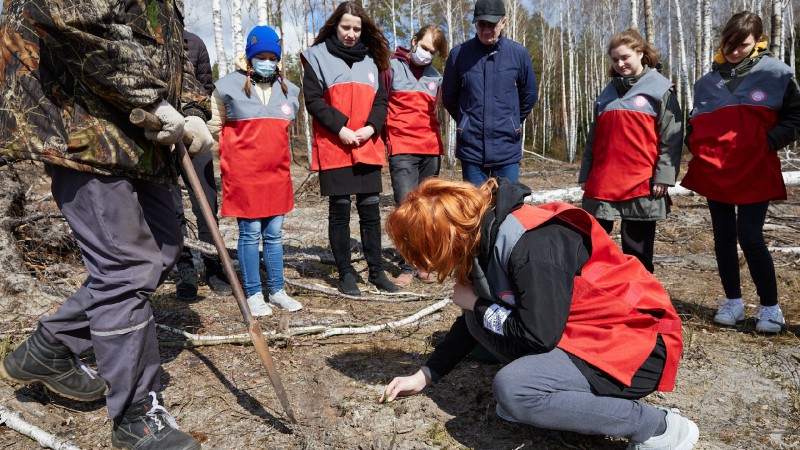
[
  {"xmin": 596, "ymin": 219, "xmax": 657, "ymax": 273},
  {"xmin": 172, "ymin": 151, "xmax": 221, "ymax": 274},
  {"xmin": 707, "ymin": 200, "xmax": 777, "ymax": 306},
  {"xmin": 40, "ymin": 165, "xmax": 182, "ymax": 419},
  {"xmin": 389, "ymin": 154, "xmax": 440, "ymax": 273},
  {"xmin": 328, "ymin": 194, "xmax": 384, "ymax": 279}
]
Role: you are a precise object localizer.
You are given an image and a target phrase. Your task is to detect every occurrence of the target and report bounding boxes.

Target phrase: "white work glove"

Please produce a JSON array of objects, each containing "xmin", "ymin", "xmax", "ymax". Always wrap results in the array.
[
  {"xmin": 144, "ymin": 100, "xmax": 185, "ymax": 145},
  {"xmin": 183, "ymin": 116, "xmax": 214, "ymax": 157}
]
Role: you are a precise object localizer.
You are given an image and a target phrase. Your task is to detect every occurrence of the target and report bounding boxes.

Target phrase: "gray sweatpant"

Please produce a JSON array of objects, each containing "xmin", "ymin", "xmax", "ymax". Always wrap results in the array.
[
  {"xmin": 40, "ymin": 165, "xmax": 182, "ymax": 419},
  {"xmin": 465, "ymin": 311, "xmax": 664, "ymax": 443}
]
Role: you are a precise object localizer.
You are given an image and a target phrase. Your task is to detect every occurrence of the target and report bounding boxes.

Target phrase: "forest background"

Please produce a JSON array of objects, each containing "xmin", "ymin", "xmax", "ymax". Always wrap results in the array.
[{"xmin": 184, "ymin": 0, "xmax": 800, "ymax": 166}]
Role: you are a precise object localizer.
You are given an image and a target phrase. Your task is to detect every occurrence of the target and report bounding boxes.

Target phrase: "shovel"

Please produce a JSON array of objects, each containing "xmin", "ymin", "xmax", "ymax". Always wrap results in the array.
[{"xmin": 130, "ymin": 108, "xmax": 297, "ymax": 423}]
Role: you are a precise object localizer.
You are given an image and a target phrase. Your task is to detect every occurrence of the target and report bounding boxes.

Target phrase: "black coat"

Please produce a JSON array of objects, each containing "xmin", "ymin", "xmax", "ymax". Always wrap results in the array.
[{"xmin": 184, "ymin": 30, "xmax": 214, "ymax": 95}]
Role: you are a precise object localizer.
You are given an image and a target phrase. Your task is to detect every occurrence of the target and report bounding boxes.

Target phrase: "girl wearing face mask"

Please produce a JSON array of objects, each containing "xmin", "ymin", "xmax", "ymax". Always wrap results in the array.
[
  {"xmin": 682, "ymin": 12, "xmax": 800, "ymax": 333},
  {"xmin": 207, "ymin": 25, "xmax": 303, "ymax": 316},
  {"xmin": 301, "ymin": 1, "xmax": 398, "ymax": 296},
  {"xmin": 578, "ymin": 29, "xmax": 683, "ymax": 274},
  {"xmin": 381, "ymin": 25, "xmax": 449, "ymax": 287}
]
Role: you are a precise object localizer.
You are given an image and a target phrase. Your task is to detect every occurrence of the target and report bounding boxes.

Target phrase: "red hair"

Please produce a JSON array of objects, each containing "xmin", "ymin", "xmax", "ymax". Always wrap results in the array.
[{"xmin": 386, "ymin": 178, "xmax": 497, "ymax": 284}]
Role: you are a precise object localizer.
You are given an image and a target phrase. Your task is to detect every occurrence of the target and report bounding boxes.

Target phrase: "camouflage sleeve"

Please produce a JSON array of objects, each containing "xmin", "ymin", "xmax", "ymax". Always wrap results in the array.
[{"xmin": 25, "ymin": 0, "xmax": 186, "ymax": 112}]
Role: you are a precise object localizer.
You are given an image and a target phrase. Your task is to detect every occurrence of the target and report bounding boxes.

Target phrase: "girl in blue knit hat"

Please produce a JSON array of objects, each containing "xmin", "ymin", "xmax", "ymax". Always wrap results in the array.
[{"xmin": 207, "ymin": 25, "xmax": 303, "ymax": 316}]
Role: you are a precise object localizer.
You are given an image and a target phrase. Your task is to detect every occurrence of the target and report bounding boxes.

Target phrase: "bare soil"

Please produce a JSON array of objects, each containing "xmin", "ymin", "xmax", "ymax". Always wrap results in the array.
[{"xmin": 1, "ymin": 157, "xmax": 799, "ymax": 449}]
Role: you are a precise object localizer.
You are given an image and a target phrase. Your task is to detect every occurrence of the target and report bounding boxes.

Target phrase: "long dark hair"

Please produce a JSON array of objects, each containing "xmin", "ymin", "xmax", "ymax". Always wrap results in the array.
[
  {"xmin": 719, "ymin": 11, "xmax": 767, "ymax": 56},
  {"xmin": 312, "ymin": 1, "xmax": 390, "ymax": 71}
]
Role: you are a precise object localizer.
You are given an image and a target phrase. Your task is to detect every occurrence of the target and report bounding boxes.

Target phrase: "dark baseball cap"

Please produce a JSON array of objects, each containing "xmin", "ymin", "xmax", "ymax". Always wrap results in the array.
[{"xmin": 472, "ymin": 0, "xmax": 506, "ymax": 23}]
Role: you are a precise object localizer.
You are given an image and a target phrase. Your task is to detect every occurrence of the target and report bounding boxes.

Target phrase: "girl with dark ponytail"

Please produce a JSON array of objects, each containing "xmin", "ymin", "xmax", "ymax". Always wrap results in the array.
[{"xmin": 207, "ymin": 25, "xmax": 303, "ymax": 316}]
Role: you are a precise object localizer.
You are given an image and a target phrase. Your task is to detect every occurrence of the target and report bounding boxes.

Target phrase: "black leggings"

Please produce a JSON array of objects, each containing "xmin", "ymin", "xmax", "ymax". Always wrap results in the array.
[
  {"xmin": 596, "ymin": 219, "xmax": 656, "ymax": 273},
  {"xmin": 328, "ymin": 194, "xmax": 384, "ymax": 278},
  {"xmin": 707, "ymin": 200, "xmax": 777, "ymax": 306}
]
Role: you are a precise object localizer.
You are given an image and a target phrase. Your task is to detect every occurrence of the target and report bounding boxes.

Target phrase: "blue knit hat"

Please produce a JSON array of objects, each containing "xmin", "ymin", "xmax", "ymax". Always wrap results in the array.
[{"xmin": 245, "ymin": 26, "xmax": 282, "ymax": 61}]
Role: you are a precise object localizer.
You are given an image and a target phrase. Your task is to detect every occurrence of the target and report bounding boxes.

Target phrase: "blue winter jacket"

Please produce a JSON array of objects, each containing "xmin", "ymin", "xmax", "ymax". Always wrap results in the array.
[{"xmin": 442, "ymin": 35, "xmax": 537, "ymax": 167}]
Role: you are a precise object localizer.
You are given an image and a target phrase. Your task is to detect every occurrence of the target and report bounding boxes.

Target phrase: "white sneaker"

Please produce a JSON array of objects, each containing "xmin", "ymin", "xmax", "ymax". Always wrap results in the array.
[
  {"xmin": 268, "ymin": 289, "xmax": 303, "ymax": 312},
  {"xmin": 713, "ymin": 298, "xmax": 744, "ymax": 326},
  {"xmin": 755, "ymin": 305, "xmax": 784, "ymax": 333},
  {"xmin": 495, "ymin": 404, "xmax": 520, "ymax": 423},
  {"xmin": 246, "ymin": 292, "xmax": 272, "ymax": 317},
  {"xmin": 627, "ymin": 408, "xmax": 699, "ymax": 450}
]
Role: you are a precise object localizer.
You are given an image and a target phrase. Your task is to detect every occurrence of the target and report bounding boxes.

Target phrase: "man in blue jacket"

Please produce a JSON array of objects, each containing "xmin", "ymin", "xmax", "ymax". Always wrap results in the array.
[{"xmin": 442, "ymin": 0, "xmax": 537, "ymax": 185}]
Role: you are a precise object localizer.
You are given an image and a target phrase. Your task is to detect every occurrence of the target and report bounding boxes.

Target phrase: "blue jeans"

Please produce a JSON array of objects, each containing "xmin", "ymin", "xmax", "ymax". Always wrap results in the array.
[
  {"xmin": 237, "ymin": 216, "xmax": 285, "ymax": 297},
  {"xmin": 461, "ymin": 161, "xmax": 519, "ymax": 186}
]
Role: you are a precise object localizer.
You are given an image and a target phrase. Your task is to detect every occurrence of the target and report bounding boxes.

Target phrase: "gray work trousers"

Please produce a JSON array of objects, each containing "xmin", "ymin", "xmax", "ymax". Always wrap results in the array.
[
  {"xmin": 40, "ymin": 165, "xmax": 182, "ymax": 419},
  {"xmin": 464, "ymin": 311, "xmax": 664, "ymax": 443}
]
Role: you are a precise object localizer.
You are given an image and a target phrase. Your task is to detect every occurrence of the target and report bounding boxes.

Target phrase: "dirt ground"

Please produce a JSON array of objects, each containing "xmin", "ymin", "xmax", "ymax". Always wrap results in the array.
[{"xmin": 0, "ymin": 156, "xmax": 799, "ymax": 449}]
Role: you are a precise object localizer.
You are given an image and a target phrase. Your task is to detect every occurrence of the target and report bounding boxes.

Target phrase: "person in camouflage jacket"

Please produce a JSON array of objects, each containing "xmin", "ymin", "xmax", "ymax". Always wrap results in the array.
[{"xmin": 0, "ymin": 0, "xmax": 212, "ymax": 448}]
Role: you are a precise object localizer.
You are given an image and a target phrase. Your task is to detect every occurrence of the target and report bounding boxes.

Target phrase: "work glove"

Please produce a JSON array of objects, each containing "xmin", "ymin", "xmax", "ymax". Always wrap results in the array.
[
  {"xmin": 144, "ymin": 100, "xmax": 185, "ymax": 145},
  {"xmin": 183, "ymin": 116, "xmax": 214, "ymax": 157}
]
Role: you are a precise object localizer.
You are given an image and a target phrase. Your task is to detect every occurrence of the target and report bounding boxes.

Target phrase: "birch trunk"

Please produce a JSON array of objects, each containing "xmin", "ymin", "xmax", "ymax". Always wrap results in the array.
[
  {"xmin": 702, "ymin": 0, "xmax": 712, "ymax": 73},
  {"xmin": 675, "ymin": 0, "xmax": 693, "ymax": 108},
  {"xmin": 631, "ymin": 0, "xmax": 639, "ymax": 29},
  {"xmin": 559, "ymin": 6, "xmax": 570, "ymax": 162},
  {"xmin": 567, "ymin": 1, "xmax": 577, "ymax": 163},
  {"xmin": 391, "ymin": 0, "xmax": 397, "ymax": 49},
  {"xmin": 232, "ymin": 0, "xmax": 244, "ymax": 67},
  {"xmin": 257, "ymin": 0, "xmax": 267, "ymax": 25},
  {"xmin": 212, "ymin": 0, "xmax": 227, "ymax": 76},
  {"xmin": 643, "ymin": 0, "xmax": 654, "ymax": 43},
  {"xmin": 694, "ymin": 0, "xmax": 702, "ymax": 82},
  {"xmin": 771, "ymin": 0, "xmax": 783, "ymax": 60}
]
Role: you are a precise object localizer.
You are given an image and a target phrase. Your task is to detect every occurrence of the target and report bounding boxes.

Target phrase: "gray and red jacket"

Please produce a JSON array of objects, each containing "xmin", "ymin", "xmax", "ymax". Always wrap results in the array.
[
  {"xmin": 384, "ymin": 55, "xmax": 443, "ymax": 156},
  {"xmin": 583, "ymin": 70, "xmax": 673, "ymax": 201},
  {"xmin": 215, "ymin": 71, "xmax": 299, "ymax": 218},
  {"xmin": 302, "ymin": 43, "xmax": 386, "ymax": 170},
  {"xmin": 682, "ymin": 56, "xmax": 795, "ymax": 204}
]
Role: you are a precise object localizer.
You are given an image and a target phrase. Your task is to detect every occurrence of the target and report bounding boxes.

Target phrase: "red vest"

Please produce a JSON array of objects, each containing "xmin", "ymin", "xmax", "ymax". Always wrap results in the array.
[
  {"xmin": 583, "ymin": 70, "xmax": 672, "ymax": 201},
  {"xmin": 215, "ymin": 71, "xmax": 299, "ymax": 218},
  {"xmin": 508, "ymin": 203, "xmax": 683, "ymax": 391},
  {"xmin": 302, "ymin": 44, "xmax": 386, "ymax": 171},
  {"xmin": 682, "ymin": 57, "xmax": 793, "ymax": 204},
  {"xmin": 385, "ymin": 58, "xmax": 443, "ymax": 156}
]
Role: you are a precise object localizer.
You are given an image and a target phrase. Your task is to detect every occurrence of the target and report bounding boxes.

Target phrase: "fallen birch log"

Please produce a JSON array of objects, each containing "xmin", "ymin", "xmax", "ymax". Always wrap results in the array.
[
  {"xmin": 284, "ymin": 278, "xmax": 452, "ymax": 302},
  {"xmin": 0, "ymin": 405, "xmax": 81, "ymax": 450},
  {"xmin": 155, "ymin": 297, "xmax": 450, "ymax": 344},
  {"xmin": 319, "ymin": 298, "xmax": 451, "ymax": 338},
  {"xmin": 525, "ymin": 171, "xmax": 800, "ymax": 204}
]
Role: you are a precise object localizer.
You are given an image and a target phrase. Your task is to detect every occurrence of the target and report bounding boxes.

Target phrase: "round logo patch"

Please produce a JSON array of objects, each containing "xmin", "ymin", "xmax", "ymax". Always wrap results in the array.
[
  {"xmin": 281, "ymin": 103, "xmax": 292, "ymax": 116},
  {"xmin": 499, "ymin": 291, "xmax": 516, "ymax": 307},
  {"xmin": 750, "ymin": 90, "xmax": 767, "ymax": 102},
  {"xmin": 427, "ymin": 81, "xmax": 437, "ymax": 91},
  {"xmin": 368, "ymin": 72, "xmax": 375, "ymax": 84},
  {"xmin": 633, "ymin": 96, "xmax": 648, "ymax": 108}
]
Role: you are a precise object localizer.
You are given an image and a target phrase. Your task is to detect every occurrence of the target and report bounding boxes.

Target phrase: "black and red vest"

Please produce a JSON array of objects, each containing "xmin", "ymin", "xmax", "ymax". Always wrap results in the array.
[
  {"xmin": 584, "ymin": 70, "xmax": 673, "ymax": 201},
  {"xmin": 302, "ymin": 44, "xmax": 386, "ymax": 171},
  {"xmin": 215, "ymin": 71, "xmax": 299, "ymax": 218},
  {"xmin": 482, "ymin": 202, "xmax": 683, "ymax": 391},
  {"xmin": 384, "ymin": 58, "xmax": 443, "ymax": 156},
  {"xmin": 682, "ymin": 57, "xmax": 793, "ymax": 204}
]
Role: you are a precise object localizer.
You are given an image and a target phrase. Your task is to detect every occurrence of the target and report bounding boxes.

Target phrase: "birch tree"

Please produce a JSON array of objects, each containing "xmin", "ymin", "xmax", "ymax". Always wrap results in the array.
[
  {"xmin": 232, "ymin": 0, "xmax": 244, "ymax": 63},
  {"xmin": 675, "ymin": 0, "xmax": 693, "ymax": 107},
  {"xmin": 257, "ymin": 0, "xmax": 268, "ymax": 25},
  {"xmin": 631, "ymin": 0, "xmax": 639, "ymax": 29},
  {"xmin": 643, "ymin": 0, "xmax": 654, "ymax": 43},
  {"xmin": 771, "ymin": 0, "xmax": 783, "ymax": 60},
  {"xmin": 701, "ymin": 0, "xmax": 712, "ymax": 73},
  {"xmin": 212, "ymin": 0, "xmax": 228, "ymax": 76}
]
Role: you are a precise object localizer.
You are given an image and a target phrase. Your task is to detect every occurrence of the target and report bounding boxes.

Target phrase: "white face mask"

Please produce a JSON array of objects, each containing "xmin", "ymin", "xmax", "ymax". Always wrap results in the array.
[{"xmin": 410, "ymin": 45, "xmax": 433, "ymax": 66}]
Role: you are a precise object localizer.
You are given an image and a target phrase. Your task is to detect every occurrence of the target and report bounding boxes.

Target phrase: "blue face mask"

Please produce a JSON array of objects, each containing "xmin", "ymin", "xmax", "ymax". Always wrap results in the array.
[{"xmin": 252, "ymin": 59, "xmax": 277, "ymax": 78}]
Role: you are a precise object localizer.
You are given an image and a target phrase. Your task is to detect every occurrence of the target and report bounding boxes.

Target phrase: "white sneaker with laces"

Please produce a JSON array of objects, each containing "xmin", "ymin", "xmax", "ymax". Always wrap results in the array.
[
  {"xmin": 246, "ymin": 292, "xmax": 273, "ymax": 317},
  {"xmin": 755, "ymin": 305, "xmax": 784, "ymax": 333},
  {"xmin": 627, "ymin": 408, "xmax": 699, "ymax": 450},
  {"xmin": 269, "ymin": 289, "xmax": 303, "ymax": 312},
  {"xmin": 713, "ymin": 298, "xmax": 744, "ymax": 326}
]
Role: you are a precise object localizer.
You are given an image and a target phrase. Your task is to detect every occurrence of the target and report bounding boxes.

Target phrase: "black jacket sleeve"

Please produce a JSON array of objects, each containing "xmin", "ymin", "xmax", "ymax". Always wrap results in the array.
[
  {"xmin": 767, "ymin": 76, "xmax": 800, "ymax": 151},
  {"xmin": 366, "ymin": 71, "xmax": 389, "ymax": 134},
  {"xmin": 422, "ymin": 314, "xmax": 478, "ymax": 382},
  {"xmin": 302, "ymin": 60, "xmax": 349, "ymax": 134},
  {"xmin": 473, "ymin": 220, "xmax": 590, "ymax": 352}
]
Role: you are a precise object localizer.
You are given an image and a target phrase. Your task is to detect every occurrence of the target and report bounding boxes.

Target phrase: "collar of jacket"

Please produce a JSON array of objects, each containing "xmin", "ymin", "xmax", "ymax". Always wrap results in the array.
[
  {"xmin": 711, "ymin": 39, "xmax": 769, "ymax": 78},
  {"xmin": 611, "ymin": 65, "xmax": 651, "ymax": 95},
  {"xmin": 472, "ymin": 34, "xmax": 505, "ymax": 54}
]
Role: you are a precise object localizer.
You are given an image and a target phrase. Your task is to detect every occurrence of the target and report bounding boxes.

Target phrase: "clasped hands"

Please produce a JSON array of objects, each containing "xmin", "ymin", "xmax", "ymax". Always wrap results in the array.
[{"xmin": 338, "ymin": 125, "xmax": 374, "ymax": 147}]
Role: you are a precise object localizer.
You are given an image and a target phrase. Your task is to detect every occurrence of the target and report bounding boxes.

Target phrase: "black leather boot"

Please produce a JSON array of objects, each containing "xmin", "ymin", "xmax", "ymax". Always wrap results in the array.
[
  {"xmin": 112, "ymin": 392, "xmax": 200, "ymax": 450},
  {"xmin": 357, "ymin": 200, "xmax": 399, "ymax": 293}
]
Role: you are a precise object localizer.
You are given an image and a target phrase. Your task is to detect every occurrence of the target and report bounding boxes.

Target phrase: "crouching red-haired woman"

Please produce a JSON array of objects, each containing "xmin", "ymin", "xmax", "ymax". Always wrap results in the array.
[{"xmin": 382, "ymin": 178, "xmax": 698, "ymax": 449}]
